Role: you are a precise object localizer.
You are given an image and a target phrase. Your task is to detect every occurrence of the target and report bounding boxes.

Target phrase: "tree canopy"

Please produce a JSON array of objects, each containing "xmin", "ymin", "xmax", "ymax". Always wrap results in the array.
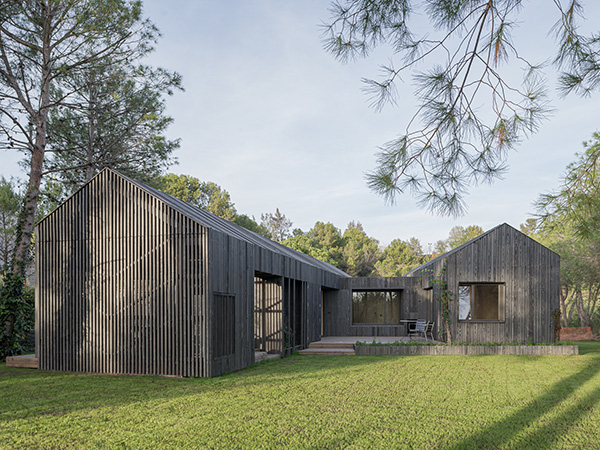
[
  {"xmin": 261, "ymin": 208, "xmax": 293, "ymax": 243},
  {"xmin": 0, "ymin": 0, "xmax": 164, "ymax": 275},
  {"xmin": 323, "ymin": 0, "xmax": 600, "ymax": 215},
  {"xmin": 158, "ymin": 173, "xmax": 237, "ymax": 221}
]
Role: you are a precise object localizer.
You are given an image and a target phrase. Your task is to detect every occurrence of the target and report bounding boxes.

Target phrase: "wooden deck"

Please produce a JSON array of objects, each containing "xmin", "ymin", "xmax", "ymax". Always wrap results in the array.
[
  {"xmin": 5, "ymin": 354, "xmax": 38, "ymax": 369},
  {"xmin": 299, "ymin": 336, "xmax": 436, "ymax": 355}
]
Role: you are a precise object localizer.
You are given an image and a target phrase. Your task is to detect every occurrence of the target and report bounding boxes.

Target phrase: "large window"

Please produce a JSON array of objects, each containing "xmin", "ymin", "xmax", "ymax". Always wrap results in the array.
[
  {"xmin": 458, "ymin": 284, "xmax": 504, "ymax": 321},
  {"xmin": 352, "ymin": 291, "xmax": 401, "ymax": 325}
]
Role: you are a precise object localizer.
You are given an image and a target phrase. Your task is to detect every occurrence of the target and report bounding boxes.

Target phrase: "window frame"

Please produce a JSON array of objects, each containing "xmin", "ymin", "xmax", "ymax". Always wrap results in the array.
[
  {"xmin": 457, "ymin": 283, "xmax": 505, "ymax": 323},
  {"xmin": 351, "ymin": 289, "xmax": 402, "ymax": 326}
]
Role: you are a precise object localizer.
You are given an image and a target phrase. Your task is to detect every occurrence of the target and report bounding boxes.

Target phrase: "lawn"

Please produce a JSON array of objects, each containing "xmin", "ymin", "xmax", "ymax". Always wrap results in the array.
[{"xmin": 2, "ymin": 342, "xmax": 600, "ymax": 449}]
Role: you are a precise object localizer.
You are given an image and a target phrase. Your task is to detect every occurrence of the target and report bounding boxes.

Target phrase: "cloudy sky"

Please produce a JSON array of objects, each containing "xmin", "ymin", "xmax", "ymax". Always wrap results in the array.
[{"xmin": 3, "ymin": 1, "xmax": 600, "ymax": 249}]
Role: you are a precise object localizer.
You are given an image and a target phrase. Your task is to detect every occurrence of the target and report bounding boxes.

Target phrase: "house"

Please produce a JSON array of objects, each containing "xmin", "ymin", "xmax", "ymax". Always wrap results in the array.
[
  {"xmin": 35, "ymin": 170, "xmax": 560, "ymax": 377},
  {"xmin": 35, "ymin": 169, "xmax": 349, "ymax": 377},
  {"xmin": 322, "ymin": 224, "xmax": 560, "ymax": 344}
]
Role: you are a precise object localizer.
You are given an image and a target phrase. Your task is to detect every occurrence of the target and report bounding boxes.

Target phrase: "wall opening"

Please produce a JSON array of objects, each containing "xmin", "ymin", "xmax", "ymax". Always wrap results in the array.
[
  {"xmin": 213, "ymin": 293, "xmax": 235, "ymax": 358},
  {"xmin": 458, "ymin": 283, "xmax": 505, "ymax": 321},
  {"xmin": 352, "ymin": 290, "xmax": 402, "ymax": 325}
]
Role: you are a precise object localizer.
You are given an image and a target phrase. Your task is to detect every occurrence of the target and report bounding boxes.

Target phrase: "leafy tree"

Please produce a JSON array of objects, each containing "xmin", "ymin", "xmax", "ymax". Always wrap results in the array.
[
  {"xmin": 0, "ymin": 1, "xmax": 173, "ymax": 354},
  {"xmin": 0, "ymin": 177, "xmax": 22, "ymax": 272},
  {"xmin": 520, "ymin": 218, "xmax": 538, "ymax": 237},
  {"xmin": 283, "ymin": 234, "xmax": 339, "ymax": 266},
  {"xmin": 537, "ymin": 132, "xmax": 600, "ymax": 238},
  {"xmin": 323, "ymin": 1, "xmax": 599, "ymax": 215},
  {"xmin": 341, "ymin": 221, "xmax": 380, "ymax": 277},
  {"xmin": 433, "ymin": 239, "xmax": 448, "ymax": 257},
  {"xmin": 43, "ymin": 61, "xmax": 181, "ymax": 193},
  {"xmin": 261, "ymin": 208, "xmax": 292, "ymax": 242},
  {"xmin": 375, "ymin": 237, "xmax": 426, "ymax": 277},
  {"xmin": 0, "ymin": 0, "xmax": 159, "ymax": 276},
  {"xmin": 536, "ymin": 134, "xmax": 600, "ymax": 329},
  {"xmin": 158, "ymin": 174, "xmax": 237, "ymax": 221},
  {"xmin": 306, "ymin": 221, "xmax": 344, "ymax": 266},
  {"xmin": 282, "ymin": 221, "xmax": 345, "ymax": 267},
  {"xmin": 446, "ymin": 225, "xmax": 484, "ymax": 249},
  {"xmin": 232, "ymin": 214, "xmax": 271, "ymax": 238},
  {"xmin": 539, "ymin": 224, "xmax": 600, "ymax": 328}
]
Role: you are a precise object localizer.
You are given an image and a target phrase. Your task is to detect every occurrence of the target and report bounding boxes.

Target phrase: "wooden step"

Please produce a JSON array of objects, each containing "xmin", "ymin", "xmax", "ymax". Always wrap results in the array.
[
  {"xmin": 308, "ymin": 342, "xmax": 355, "ymax": 349},
  {"xmin": 6, "ymin": 354, "xmax": 38, "ymax": 369},
  {"xmin": 299, "ymin": 348, "xmax": 355, "ymax": 355}
]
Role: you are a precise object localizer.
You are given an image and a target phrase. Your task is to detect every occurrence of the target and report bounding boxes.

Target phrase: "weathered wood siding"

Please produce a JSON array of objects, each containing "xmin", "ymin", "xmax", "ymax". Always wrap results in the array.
[
  {"xmin": 411, "ymin": 224, "xmax": 560, "ymax": 344},
  {"xmin": 322, "ymin": 277, "xmax": 430, "ymax": 337},
  {"xmin": 36, "ymin": 169, "xmax": 347, "ymax": 377},
  {"xmin": 36, "ymin": 170, "xmax": 211, "ymax": 377}
]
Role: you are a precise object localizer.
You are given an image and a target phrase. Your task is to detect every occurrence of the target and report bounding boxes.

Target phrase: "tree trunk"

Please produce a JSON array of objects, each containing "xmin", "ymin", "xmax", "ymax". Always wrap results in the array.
[
  {"xmin": 9, "ymin": 4, "xmax": 53, "ymax": 276},
  {"xmin": 575, "ymin": 287, "xmax": 591, "ymax": 328}
]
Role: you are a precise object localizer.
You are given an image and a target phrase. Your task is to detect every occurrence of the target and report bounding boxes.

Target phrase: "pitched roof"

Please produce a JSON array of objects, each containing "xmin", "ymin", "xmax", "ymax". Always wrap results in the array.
[
  {"xmin": 115, "ymin": 169, "xmax": 349, "ymax": 277},
  {"xmin": 403, "ymin": 223, "xmax": 554, "ymax": 276}
]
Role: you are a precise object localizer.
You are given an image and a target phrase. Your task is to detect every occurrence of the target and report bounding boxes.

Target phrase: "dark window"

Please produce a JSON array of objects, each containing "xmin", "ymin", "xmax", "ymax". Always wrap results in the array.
[
  {"xmin": 352, "ymin": 291, "xmax": 401, "ymax": 325},
  {"xmin": 214, "ymin": 293, "xmax": 235, "ymax": 358},
  {"xmin": 458, "ymin": 284, "xmax": 504, "ymax": 321}
]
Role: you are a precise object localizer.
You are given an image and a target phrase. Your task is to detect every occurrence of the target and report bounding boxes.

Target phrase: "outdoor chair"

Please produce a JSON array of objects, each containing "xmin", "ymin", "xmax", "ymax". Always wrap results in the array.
[
  {"xmin": 408, "ymin": 319, "xmax": 428, "ymax": 340},
  {"xmin": 424, "ymin": 321, "xmax": 434, "ymax": 341}
]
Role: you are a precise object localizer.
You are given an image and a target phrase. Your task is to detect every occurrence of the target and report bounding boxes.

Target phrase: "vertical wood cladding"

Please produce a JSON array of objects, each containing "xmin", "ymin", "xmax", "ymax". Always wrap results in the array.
[
  {"xmin": 407, "ymin": 224, "xmax": 560, "ymax": 344},
  {"xmin": 36, "ymin": 170, "xmax": 210, "ymax": 377},
  {"xmin": 322, "ymin": 277, "xmax": 429, "ymax": 337},
  {"xmin": 36, "ymin": 169, "xmax": 346, "ymax": 377}
]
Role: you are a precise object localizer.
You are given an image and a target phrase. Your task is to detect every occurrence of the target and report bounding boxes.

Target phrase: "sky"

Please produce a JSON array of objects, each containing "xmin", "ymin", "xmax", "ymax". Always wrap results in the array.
[{"xmin": 2, "ymin": 1, "xmax": 600, "ymax": 250}]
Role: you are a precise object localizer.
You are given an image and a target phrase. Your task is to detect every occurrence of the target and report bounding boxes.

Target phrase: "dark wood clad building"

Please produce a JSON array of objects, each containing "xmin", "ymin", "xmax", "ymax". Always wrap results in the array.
[
  {"xmin": 321, "ymin": 224, "xmax": 560, "ymax": 344},
  {"xmin": 35, "ymin": 169, "xmax": 349, "ymax": 377},
  {"xmin": 404, "ymin": 223, "xmax": 561, "ymax": 344},
  {"xmin": 35, "ymin": 170, "xmax": 559, "ymax": 377}
]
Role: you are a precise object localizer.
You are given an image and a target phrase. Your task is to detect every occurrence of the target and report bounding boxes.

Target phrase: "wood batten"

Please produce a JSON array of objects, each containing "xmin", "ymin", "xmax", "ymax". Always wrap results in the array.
[{"xmin": 36, "ymin": 170, "xmax": 210, "ymax": 376}]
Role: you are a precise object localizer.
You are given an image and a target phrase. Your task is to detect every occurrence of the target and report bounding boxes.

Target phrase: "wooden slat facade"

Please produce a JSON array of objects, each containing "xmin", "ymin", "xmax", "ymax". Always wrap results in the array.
[
  {"xmin": 322, "ymin": 277, "xmax": 431, "ymax": 337},
  {"xmin": 36, "ymin": 169, "xmax": 347, "ymax": 377},
  {"xmin": 405, "ymin": 224, "xmax": 560, "ymax": 344},
  {"xmin": 35, "ymin": 170, "xmax": 559, "ymax": 377}
]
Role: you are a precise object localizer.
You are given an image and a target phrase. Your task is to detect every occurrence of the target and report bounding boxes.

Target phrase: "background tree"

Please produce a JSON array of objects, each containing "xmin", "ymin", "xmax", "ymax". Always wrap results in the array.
[
  {"xmin": 341, "ymin": 221, "xmax": 380, "ymax": 277},
  {"xmin": 158, "ymin": 174, "xmax": 237, "ymax": 221},
  {"xmin": 446, "ymin": 225, "xmax": 484, "ymax": 249},
  {"xmin": 520, "ymin": 218, "xmax": 538, "ymax": 237},
  {"xmin": 323, "ymin": 1, "xmax": 599, "ymax": 215},
  {"xmin": 0, "ymin": 177, "xmax": 21, "ymax": 272},
  {"xmin": 375, "ymin": 237, "xmax": 426, "ymax": 277},
  {"xmin": 306, "ymin": 221, "xmax": 345, "ymax": 267},
  {"xmin": 261, "ymin": 208, "xmax": 292, "ymax": 242},
  {"xmin": 232, "ymin": 214, "xmax": 271, "ymax": 238},
  {"xmin": 283, "ymin": 221, "xmax": 345, "ymax": 267},
  {"xmin": 536, "ymin": 134, "xmax": 600, "ymax": 330},
  {"xmin": 0, "ymin": 0, "xmax": 159, "ymax": 276},
  {"xmin": 43, "ymin": 61, "xmax": 182, "ymax": 193},
  {"xmin": 539, "ymin": 224, "xmax": 600, "ymax": 329},
  {"xmin": 433, "ymin": 239, "xmax": 448, "ymax": 257},
  {"xmin": 537, "ymin": 132, "xmax": 600, "ymax": 238}
]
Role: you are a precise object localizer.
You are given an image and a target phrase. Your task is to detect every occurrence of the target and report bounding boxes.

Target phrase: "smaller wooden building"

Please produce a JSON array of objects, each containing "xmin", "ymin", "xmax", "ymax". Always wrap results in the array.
[{"xmin": 321, "ymin": 224, "xmax": 560, "ymax": 344}]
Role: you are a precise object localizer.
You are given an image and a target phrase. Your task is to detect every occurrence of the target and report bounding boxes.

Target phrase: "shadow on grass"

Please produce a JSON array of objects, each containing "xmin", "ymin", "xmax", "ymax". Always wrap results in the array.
[
  {"xmin": 0, "ymin": 354, "xmax": 389, "ymax": 422},
  {"xmin": 446, "ymin": 355, "xmax": 600, "ymax": 449}
]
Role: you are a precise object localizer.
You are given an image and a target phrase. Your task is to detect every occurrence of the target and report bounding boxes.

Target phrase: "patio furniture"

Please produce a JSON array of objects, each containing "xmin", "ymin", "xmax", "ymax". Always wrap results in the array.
[{"xmin": 409, "ymin": 320, "xmax": 434, "ymax": 341}]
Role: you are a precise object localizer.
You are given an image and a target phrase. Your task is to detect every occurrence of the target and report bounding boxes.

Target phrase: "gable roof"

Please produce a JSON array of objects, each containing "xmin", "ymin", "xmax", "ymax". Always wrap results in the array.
[
  {"xmin": 41, "ymin": 168, "xmax": 349, "ymax": 278},
  {"xmin": 404, "ymin": 223, "xmax": 556, "ymax": 276}
]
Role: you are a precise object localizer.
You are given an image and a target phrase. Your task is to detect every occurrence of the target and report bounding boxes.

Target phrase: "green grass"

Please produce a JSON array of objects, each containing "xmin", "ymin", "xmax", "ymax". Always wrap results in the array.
[{"xmin": 1, "ymin": 342, "xmax": 600, "ymax": 449}]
